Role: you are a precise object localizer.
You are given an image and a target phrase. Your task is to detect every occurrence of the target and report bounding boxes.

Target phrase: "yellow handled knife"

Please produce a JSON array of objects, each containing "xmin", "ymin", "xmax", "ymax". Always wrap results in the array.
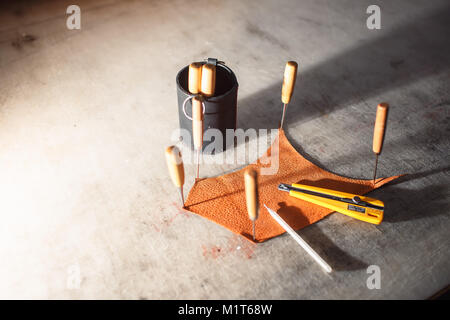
[{"xmin": 278, "ymin": 183, "xmax": 384, "ymax": 225}]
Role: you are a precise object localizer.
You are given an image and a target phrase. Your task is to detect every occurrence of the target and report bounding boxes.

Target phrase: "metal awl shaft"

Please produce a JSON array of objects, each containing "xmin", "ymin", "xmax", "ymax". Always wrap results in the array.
[
  {"xmin": 252, "ymin": 221, "xmax": 255, "ymax": 241},
  {"xmin": 196, "ymin": 149, "xmax": 200, "ymax": 179},
  {"xmin": 179, "ymin": 187, "xmax": 184, "ymax": 207},
  {"xmin": 373, "ymin": 154, "xmax": 379, "ymax": 184},
  {"xmin": 280, "ymin": 103, "xmax": 287, "ymax": 129}
]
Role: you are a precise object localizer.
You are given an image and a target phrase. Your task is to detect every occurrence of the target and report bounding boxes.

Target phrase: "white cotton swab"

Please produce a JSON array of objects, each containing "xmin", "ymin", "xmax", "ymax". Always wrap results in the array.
[{"xmin": 264, "ymin": 204, "xmax": 332, "ymax": 273}]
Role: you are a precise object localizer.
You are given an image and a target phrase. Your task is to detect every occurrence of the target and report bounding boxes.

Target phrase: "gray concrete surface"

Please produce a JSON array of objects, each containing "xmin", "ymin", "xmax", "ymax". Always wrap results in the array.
[{"xmin": 0, "ymin": 0, "xmax": 448, "ymax": 299}]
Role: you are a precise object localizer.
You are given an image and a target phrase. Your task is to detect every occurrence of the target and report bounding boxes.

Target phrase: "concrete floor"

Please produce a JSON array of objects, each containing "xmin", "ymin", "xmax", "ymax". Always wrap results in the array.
[{"xmin": 0, "ymin": 0, "xmax": 449, "ymax": 299}]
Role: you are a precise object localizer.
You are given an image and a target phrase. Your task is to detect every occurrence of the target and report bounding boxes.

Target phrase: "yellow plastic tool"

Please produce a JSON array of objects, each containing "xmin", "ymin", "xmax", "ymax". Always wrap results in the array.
[{"xmin": 278, "ymin": 183, "xmax": 384, "ymax": 225}]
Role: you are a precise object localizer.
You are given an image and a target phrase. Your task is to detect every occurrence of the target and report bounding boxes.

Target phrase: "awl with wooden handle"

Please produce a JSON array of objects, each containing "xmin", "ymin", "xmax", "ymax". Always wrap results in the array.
[
  {"xmin": 189, "ymin": 62, "xmax": 204, "ymax": 179},
  {"xmin": 244, "ymin": 168, "xmax": 259, "ymax": 241},
  {"xmin": 190, "ymin": 62, "xmax": 216, "ymax": 179},
  {"xmin": 192, "ymin": 96, "xmax": 203, "ymax": 179},
  {"xmin": 280, "ymin": 61, "xmax": 298, "ymax": 129},
  {"xmin": 165, "ymin": 146, "xmax": 185, "ymax": 207},
  {"xmin": 372, "ymin": 103, "xmax": 389, "ymax": 184}
]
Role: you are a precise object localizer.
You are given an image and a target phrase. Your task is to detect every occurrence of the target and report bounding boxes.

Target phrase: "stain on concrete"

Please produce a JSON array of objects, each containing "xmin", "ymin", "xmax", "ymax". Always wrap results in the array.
[
  {"xmin": 390, "ymin": 59, "xmax": 405, "ymax": 69},
  {"xmin": 11, "ymin": 33, "xmax": 37, "ymax": 50},
  {"xmin": 202, "ymin": 234, "xmax": 256, "ymax": 260},
  {"xmin": 246, "ymin": 23, "xmax": 289, "ymax": 50},
  {"xmin": 13, "ymin": 7, "xmax": 25, "ymax": 17},
  {"xmin": 149, "ymin": 202, "xmax": 190, "ymax": 233}
]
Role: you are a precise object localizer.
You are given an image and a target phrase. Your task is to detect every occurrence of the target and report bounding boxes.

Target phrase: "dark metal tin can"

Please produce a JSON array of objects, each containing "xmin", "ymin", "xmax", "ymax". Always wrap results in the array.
[{"xmin": 176, "ymin": 59, "xmax": 238, "ymax": 152}]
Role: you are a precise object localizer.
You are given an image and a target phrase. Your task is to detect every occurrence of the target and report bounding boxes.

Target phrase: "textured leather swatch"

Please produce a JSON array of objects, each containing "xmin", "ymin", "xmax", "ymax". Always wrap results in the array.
[{"xmin": 185, "ymin": 130, "xmax": 401, "ymax": 242}]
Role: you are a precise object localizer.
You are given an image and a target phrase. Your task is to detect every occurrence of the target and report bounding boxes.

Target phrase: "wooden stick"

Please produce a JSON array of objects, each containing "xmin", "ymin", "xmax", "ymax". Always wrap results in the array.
[
  {"xmin": 281, "ymin": 61, "xmax": 298, "ymax": 104},
  {"xmin": 372, "ymin": 103, "xmax": 389, "ymax": 155},
  {"xmin": 165, "ymin": 146, "xmax": 185, "ymax": 206},
  {"xmin": 280, "ymin": 61, "xmax": 298, "ymax": 128},
  {"xmin": 244, "ymin": 168, "xmax": 259, "ymax": 240},
  {"xmin": 200, "ymin": 63, "xmax": 216, "ymax": 97},
  {"xmin": 188, "ymin": 62, "xmax": 202, "ymax": 94}
]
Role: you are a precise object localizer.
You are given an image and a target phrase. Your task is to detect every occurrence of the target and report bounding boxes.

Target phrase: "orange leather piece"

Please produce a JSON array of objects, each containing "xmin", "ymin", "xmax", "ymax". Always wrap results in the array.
[{"xmin": 185, "ymin": 130, "xmax": 401, "ymax": 243}]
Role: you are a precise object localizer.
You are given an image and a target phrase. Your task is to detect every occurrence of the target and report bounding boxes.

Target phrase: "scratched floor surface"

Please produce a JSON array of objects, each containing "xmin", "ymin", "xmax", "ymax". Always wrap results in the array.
[{"xmin": 0, "ymin": 0, "xmax": 449, "ymax": 299}]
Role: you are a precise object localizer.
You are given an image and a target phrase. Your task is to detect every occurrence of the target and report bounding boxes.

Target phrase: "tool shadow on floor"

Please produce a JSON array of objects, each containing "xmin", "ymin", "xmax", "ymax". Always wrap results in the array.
[
  {"xmin": 236, "ymin": 5, "xmax": 450, "ymax": 133},
  {"xmin": 386, "ymin": 166, "xmax": 450, "ymax": 187},
  {"xmin": 292, "ymin": 223, "xmax": 369, "ymax": 272},
  {"xmin": 376, "ymin": 183, "xmax": 449, "ymax": 223},
  {"xmin": 282, "ymin": 115, "xmax": 448, "ymax": 183},
  {"xmin": 276, "ymin": 201, "xmax": 309, "ymax": 228},
  {"xmin": 295, "ymin": 179, "xmax": 369, "ymax": 193}
]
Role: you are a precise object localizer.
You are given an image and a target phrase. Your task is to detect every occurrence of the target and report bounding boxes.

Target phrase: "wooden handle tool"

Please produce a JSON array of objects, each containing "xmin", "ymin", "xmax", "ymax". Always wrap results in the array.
[
  {"xmin": 280, "ymin": 61, "xmax": 298, "ymax": 129},
  {"xmin": 200, "ymin": 63, "xmax": 216, "ymax": 97},
  {"xmin": 373, "ymin": 103, "xmax": 389, "ymax": 154},
  {"xmin": 281, "ymin": 61, "xmax": 298, "ymax": 104},
  {"xmin": 372, "ymin": 103, "xmax": 389, "ymax": 183},
  {"xmin": 192, "ymin": 96, "xmax": 203, "ymax": 179},
  {"xmin": 244, "ymin": 168, "xmax": 259, "ymax": 241},
  {"xmin": 165, "ymin": 145, "xmax": 185, "ymax": 206},
  {"xmin": 188, "ymin": 62, "xmax": 203, "ymax": 94}
]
